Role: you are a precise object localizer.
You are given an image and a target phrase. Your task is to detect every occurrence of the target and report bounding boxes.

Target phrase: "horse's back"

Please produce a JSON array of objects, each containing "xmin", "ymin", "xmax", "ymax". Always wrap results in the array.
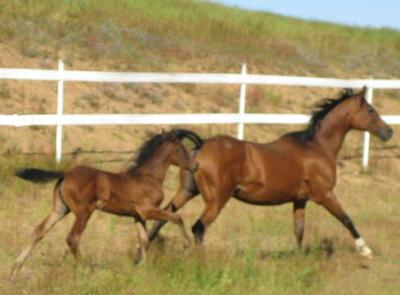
[{"xmin": 196, "ymin": 136, "xmax": 246, "ymax": 170}]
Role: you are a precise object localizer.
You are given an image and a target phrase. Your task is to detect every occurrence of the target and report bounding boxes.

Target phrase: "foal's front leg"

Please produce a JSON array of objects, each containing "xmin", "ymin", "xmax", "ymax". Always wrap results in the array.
[
  {"xmin": 134, "ymin": 220, "xmax": 148, "ymax": 264},
  {"xmin": 293, "ymin": 200, "xmax": 307, "ymax": 248},
  {"xmin": 314, "ymin": 191, "xmax": 372, "ymax": 257},
  {"xmin": 139, "ymin": 207, "xmax": 191, "ymax": 248}
]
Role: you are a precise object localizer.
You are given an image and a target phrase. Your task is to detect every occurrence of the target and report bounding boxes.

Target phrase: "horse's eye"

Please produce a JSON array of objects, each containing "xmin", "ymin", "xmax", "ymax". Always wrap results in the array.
[{"xmin": 368, "ymin": 107, "xmax": 375, "ymax": 115}]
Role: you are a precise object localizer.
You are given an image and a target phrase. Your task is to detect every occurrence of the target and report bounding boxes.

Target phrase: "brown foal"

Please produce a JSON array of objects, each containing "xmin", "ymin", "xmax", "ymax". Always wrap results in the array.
[
  {"xmin": 149, "ymin": 88, "xmax": 393, "ymax": 257},
  {"xmin": 10, "ymin": 129, "xmax": 203, "ymax": 280}
]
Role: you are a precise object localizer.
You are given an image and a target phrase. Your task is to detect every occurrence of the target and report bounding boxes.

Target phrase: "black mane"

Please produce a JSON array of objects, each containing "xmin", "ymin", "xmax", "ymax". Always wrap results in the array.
[
  {"xmin": 299, "ymin": 88, "xmax": 356, "ymax": 141},
  {"xmin": 130, "ymin": 131, "xmax": 175, "ymax": 170},
  {"xmin": 129, "ymin": 129, "xmax": 204, "ymax": 170}
]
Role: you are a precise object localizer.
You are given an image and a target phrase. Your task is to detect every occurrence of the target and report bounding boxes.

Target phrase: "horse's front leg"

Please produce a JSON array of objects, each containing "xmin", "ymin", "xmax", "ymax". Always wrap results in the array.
[{"xmin": 314, "ymin": 191, "xmax": 372, "ymax": 257}]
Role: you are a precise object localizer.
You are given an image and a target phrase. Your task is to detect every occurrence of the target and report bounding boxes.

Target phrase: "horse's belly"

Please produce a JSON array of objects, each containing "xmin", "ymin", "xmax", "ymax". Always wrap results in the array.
[{"xmin": 234, "ymin": 184, "xmax": 295, "ymax": 205}]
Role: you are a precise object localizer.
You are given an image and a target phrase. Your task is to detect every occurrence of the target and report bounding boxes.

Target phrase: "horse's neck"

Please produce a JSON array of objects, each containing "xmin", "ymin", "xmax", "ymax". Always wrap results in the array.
[
  {"xmin": 314, "ymin": 107, "xmax": 351, "ymax": 161},
  {"xmin": 133, "ymin": 149, "xmax": 171, "ymax": 182}
]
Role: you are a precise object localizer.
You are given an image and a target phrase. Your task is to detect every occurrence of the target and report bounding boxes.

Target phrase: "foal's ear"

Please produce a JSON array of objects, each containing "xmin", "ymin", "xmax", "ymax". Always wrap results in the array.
[
  {"xmin": 357, "ymin": 86, "xmax": 368, "ymax": 105},
  {"xmin": 170, "ymin": 129, "xmax": 180, "ymax": 140},
  {"xmin": 359, "ymin": 86, "xmax": 367, "ymax": 97}
]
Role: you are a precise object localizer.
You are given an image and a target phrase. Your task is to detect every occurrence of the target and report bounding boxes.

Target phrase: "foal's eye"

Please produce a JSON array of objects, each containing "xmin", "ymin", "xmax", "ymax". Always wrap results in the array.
[{"xmin": 368, "ymin": 107, "xmax": 375, "ymax": 115}]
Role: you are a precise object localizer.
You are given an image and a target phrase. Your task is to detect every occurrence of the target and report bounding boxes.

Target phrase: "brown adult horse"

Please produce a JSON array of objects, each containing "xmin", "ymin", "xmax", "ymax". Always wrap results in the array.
[
  {"xmin": 149, "ymin": 88, "xmax": 393, "ymax": 257},
  {"xmin": 10, "ymin": 129, "xmax": 203, "ymax": 281}
]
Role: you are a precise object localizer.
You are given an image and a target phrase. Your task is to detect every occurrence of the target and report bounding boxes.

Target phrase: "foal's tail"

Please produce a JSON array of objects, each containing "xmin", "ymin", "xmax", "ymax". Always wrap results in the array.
[
  {"xmin": 174, "ymin": 129, "xmax": 204, "ymax": 150},
  {"xmin": 15, "ymin": 168, "xmax": 65, "ymax": 183}
]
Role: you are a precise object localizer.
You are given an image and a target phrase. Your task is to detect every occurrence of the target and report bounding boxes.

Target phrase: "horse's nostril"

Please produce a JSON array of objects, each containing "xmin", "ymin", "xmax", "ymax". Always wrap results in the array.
[{"xmin": 382, "ymin": 127, "xmax": 394, "ymax": 141}]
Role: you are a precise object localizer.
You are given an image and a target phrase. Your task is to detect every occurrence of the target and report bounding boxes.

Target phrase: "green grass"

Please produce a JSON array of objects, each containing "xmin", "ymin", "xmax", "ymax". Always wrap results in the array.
[{"xmin": 0, "ymin": 147, "xmax": 399, "ymax": 295}]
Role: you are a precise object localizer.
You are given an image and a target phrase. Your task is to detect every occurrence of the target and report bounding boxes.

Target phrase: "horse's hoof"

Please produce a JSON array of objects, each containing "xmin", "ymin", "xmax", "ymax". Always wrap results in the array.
[
  {"xmin": 359, "ymin": 249, "xmax": 373, "ymax": 259},
  {"xmin": 355, "ymin": 238, "xmax": 373, "ymax": 258},
  {"xmin": 357, "ymin": 245, "xmax": 373, "ymax": 258}
]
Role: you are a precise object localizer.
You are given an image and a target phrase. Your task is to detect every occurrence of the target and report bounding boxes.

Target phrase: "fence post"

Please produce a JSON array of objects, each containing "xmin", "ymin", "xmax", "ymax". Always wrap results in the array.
[
  {"xmin": 237, "ymin": 64, "xmax": 247, "ymax": 140},
  {"xmin": 55, "ymin": 60, "xmax": 64, "ymax": 162},
  {"xmin": 362, "ymin": 86, "xmax": 373, "ymax": 169}
]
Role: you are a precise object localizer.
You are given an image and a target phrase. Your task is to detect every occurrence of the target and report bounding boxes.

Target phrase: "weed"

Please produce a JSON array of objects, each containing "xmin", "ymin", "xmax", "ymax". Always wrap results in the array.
[
  {"xmin": 102, "ymin": 84, "xmax": 126, "ymax": 102},
  {"xmin": 81, "ymin": 93, "xmax": 100, "ymax": 109},
  {"xmin": 0, "ymin": 82, "xmax": 10, "ymax": 98}
]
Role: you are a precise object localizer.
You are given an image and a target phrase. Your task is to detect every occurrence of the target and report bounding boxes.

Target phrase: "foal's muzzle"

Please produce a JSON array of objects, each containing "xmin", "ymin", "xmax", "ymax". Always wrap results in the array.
[
  {"xmin": 376, "ymin": 126, "xmax": 393, "ymax": 142},
  {"xmin": 188, "ymin": 162, "xmax": 199, "ymax": 173}
]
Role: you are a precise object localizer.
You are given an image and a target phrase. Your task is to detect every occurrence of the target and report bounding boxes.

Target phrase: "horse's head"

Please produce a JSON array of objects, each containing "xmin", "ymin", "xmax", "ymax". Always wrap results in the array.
[
  {"xmin": 349, "ymin": 87, "xmax": 393, "ymax": 141},
  {"xmin": 166, "ymin": 132, "xmax": 198, "ymax": 173}
]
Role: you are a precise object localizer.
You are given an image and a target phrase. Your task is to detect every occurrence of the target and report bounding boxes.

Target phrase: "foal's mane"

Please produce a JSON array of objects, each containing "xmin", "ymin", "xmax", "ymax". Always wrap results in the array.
[
  {"xmin": 129, "ymin": 129, "xmax": 203, "ymax": 170},
  {"xmin": 300, "ymin": 88, "xmax": 356, "ymax": 140},
  {"xmin": 131, "ymin": 131, "xmax": 176, "ymax": 170}
]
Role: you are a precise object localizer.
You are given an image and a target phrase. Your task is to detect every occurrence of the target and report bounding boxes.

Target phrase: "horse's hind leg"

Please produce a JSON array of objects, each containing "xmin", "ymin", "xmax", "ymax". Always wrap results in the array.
[
  {"xmin": 10, "ymin": 193, "xmax": 69, "ymax": 281},
  {"xmin": 192, "ymin": 200, "xmax": 228, "ymax": 245},
  {"xmin": 293, "ymin": 200, "xmax": 307, "ymax": 248},
  {"xmin": 192, "ymin": 174, "xmax": 231, "ymax": 244},
  {"xmin": 148, "ymin": 170, "xmax": 199, "ymax": 242}
]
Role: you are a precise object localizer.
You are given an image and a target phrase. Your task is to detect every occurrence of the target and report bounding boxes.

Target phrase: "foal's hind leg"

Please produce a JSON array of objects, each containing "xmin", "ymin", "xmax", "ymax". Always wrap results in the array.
[
  {"xmin": 10, "ymin": 194, "xmax": 69, "ymax": 281},
  {"xmin": 148, "ymin": 170, "xmax": 199, "ymax": 242},
  {"xmin": 66, "ymin": 210, "xmax": 93, "ymax": 259},
  {"xmin": 293, "ymin": 200, "xmax": 307, "ymax": 248}
]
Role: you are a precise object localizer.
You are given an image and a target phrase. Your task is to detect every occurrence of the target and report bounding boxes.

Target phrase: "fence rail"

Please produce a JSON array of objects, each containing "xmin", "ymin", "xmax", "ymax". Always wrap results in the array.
[{"xmin": 1, "ymin": 61, "xmax": 399, "ymax": 167}]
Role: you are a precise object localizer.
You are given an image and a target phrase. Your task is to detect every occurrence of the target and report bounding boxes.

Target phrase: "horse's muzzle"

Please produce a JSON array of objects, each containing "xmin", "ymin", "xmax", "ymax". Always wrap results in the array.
[{"xmin": 377, "ymin": 126, "xmax": 393, "ymax": 142}]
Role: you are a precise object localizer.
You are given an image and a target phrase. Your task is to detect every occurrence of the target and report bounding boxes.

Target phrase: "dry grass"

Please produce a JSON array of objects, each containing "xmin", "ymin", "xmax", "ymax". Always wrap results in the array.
[{"xmin": 0, "ymin": 127, "xmax": 399, "ymax": 294}]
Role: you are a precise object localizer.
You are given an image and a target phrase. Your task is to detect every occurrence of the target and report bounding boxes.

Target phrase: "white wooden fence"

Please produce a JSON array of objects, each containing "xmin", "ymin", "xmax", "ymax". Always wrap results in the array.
[{"xmin": 1, "ymin": 61, "xmax": 400, "ymax": 168}]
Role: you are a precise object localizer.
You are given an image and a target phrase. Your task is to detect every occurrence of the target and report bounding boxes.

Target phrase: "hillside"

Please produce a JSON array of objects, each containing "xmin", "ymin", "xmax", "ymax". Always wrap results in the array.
[{"xmin": 1, "ymin": 0, "xmax": 400, "ymax": 76}]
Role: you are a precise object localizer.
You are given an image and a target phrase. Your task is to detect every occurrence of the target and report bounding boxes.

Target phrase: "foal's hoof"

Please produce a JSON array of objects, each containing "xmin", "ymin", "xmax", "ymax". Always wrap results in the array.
[
  {"xmin": 9, "ymin": 265, "xmax": 20, "ymax": 283},
  {"xmin": 133, "ymin": 250, "xmax": 145, "ymax": 265},
  {"xmin": 9, "ymin": 274, "xmax": 17, "ymax": 284},
  {"xmin": 183, "ymin": 239, "xmax": 192, "ymax": 249},
  {"xmin": 133, "ymin": 256, "xmax": 143, "ymax": 265}
]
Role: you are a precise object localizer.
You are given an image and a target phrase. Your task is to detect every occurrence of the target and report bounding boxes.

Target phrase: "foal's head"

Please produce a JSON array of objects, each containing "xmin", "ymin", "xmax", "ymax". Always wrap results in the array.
[
  {"xmin": 133, "ymin": 130, "xmax": 197, "ymax": 173},
  {"xmin": 164, "ymin": 131, "xmax": 198, "ymax": 172},
  {"xmin": 347, "ymin": 87, "xmax": 393, "ymax": 141}
]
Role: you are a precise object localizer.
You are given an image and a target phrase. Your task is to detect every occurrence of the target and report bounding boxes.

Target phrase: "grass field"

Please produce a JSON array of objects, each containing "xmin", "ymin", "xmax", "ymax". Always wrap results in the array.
[
  {"xmin": 0, "ymin": 0, "xmax": 400, "ymax": 294},
  {"xmin": 0, "ymin": 131, "xmax": 399, "ymax": 295}
]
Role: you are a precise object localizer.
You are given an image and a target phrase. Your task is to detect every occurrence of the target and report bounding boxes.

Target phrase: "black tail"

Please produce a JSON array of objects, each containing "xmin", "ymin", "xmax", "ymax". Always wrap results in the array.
[
  {"xmin": 173, "ymin": 129, "xmax": 204, "ymax": 150},
  {"xmin": 15, "ymin": 168, "xmax": 64, "ymax": 183}
]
